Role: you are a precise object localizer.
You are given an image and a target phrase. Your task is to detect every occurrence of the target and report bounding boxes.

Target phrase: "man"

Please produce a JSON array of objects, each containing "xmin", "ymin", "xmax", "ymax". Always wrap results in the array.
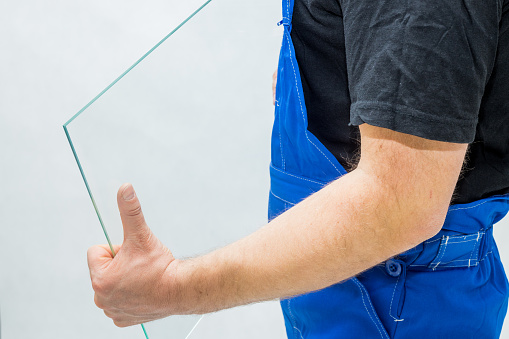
[{"xmin": 88, "ymin": 0, "xmax": 509, "ymax": 337}]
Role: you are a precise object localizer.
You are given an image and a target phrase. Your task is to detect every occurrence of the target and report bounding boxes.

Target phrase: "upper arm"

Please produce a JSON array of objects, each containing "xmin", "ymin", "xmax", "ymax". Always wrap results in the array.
[
  {"xmin": 336, "ymin": 0, "xmax": 500, "ymax": 240},
  {"xmin": 355, "ymin": 124, "xmax": 467, "ymax": 242}
]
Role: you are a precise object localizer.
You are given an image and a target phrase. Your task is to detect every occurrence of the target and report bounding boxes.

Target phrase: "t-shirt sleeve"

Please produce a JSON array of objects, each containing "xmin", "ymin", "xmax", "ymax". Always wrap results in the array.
[{"xmin": 341, "ymin": 0, "xmax": 501, "ymax": 143}]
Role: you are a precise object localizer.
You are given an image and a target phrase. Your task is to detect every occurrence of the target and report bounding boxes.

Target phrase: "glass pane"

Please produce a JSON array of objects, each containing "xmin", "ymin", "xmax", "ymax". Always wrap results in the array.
[{"xmin": 63, "ymin": 0, "xmax": 278, "ymax": 337}]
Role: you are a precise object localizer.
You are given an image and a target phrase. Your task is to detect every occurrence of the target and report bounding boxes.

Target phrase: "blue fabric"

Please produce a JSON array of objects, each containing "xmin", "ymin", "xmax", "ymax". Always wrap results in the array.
[{"xmin": 269, "ymin": 0, "xmax": 509, "ymax": 337}]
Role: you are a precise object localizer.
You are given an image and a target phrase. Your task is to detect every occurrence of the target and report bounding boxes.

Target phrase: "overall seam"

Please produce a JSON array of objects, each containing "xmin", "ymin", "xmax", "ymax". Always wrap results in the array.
[
  {"xmin": 423, "ymin": 232, "xmax": 480, "ymax": 247},
  {"xmin": 270, "ymin": 190, "xmax": 296, "ymax": 206},
  {"xmin": 278, "ymin": 88, "xmax": 286, "ymax": 171},
  {"xmin": 446, "ymin": 238, "xmax": 479, "ymax": 245},
  {"xmin": 279, "ymin": 116, "xmax": 286, "ymax": 171},
  {"xmin": 279, "ymin": 0, "xmax": 289, "ymax": 172},
  {"xmin": 431, "ymin": 236, "xmax": 449, "ymax": 270},
  {"xmin": 271, "ymin": 164, "xmax": 327, "ymax": 185},
  {"xmin": 447, "ymin": 193, "xmax": 509, "ymax": 211},
  {"xmin": 287, "ymin": 299, "xmax": 305, "ymax": 339},
  {"xmin": 352, "ymin": 279, "xmax": 390, "ymax": 339},
  {"xmin": 478, "ymin": 251, "xmax": 493, "ymax": 264},
  {"xmin": 424, "ymin": 237, "xmax": 442, "ymax": 244},
  {"xmin": 389, "ymin": 274, "xmax": 405, "ymax": 322},
  {"xmin": 419, "ymin": 231, "xmax": 490, "ymax": 268},
  {"xmin": 410, "ymin": 254, "xmax": 491, "ymax": 268},
  {"xmin": 469, "ymin": 232, "xmax": 483, "ymax": 266}
]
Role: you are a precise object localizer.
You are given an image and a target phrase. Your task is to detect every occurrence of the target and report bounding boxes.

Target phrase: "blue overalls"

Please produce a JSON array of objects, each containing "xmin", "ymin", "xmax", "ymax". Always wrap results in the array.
[{"xmin": 268, "ymin": 0, "xmax": 509, "ymax": 337}]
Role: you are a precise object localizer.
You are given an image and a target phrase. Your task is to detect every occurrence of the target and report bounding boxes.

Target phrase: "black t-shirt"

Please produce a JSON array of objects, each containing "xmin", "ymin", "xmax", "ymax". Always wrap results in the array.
[{"xmin": 291, "ymin": 0, "xmax": 509, "ymax": 204}]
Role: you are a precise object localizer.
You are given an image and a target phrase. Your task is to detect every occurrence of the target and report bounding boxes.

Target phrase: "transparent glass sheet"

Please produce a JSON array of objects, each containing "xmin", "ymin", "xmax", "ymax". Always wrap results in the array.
[{"xmin": 63, "ymin": 0, "xmax": 277, "ymax": 337}]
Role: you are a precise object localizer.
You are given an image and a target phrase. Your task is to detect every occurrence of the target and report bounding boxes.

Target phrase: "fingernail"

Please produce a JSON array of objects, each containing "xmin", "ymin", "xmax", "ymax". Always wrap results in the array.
[{"xmin": 122, "ymin": 184, "xmax": 136, "ymax": 201}]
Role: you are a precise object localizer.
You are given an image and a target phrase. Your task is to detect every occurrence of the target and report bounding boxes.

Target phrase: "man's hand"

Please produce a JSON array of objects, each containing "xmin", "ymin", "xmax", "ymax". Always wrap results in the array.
[{"xmin": 87, "ymin": 184, "xmax": 179, "ymax": 327}]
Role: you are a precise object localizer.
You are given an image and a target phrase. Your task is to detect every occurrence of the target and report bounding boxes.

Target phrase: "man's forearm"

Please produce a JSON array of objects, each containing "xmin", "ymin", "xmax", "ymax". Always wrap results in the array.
[
  {"xmin": 88, "ymin": 126, "xmax": 466, "ymax": 326},
  {"xmin": 173, "ymin": 167, "xmax": 446, "ymax": 315}
]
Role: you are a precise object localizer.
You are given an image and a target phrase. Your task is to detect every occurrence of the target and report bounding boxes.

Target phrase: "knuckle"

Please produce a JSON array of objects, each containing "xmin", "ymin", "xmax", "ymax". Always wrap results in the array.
[
  {"xmin": 139, "ymin": 229, "xmax": 153, "ymax": 244},
  {"xmin": 94, "ymin": 295, "xmax": 103, "ymax": 309},
  {"xmin": 126, "ymin": 204, "xmax": 143, "ymax": 218},
  {"xmin": 91, "ymin": 275, "xmax": 111, "ymax": 295},
  {"xmin": 86, "ymin": 246, "xmax": 98, "ymax": 265},
  {"xmin": 91, "ymin": 280, "xmax": 103, "ymax": 295},
  {"xmin": 91, "ymin": 276, "xmax": 101, "ymax": 292}
]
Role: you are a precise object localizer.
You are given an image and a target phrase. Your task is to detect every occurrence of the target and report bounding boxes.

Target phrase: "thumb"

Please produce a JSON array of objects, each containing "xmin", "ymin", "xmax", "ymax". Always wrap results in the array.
[{"xmin": 117, "ymin": 183, "xmax": 151, "ymax": 244}]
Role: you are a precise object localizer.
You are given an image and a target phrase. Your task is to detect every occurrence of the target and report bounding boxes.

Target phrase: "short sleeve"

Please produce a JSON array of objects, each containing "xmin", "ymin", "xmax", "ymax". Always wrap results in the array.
[{"xmin": 341, "ymin": 0, "xmax": 501, "ymax": 143}]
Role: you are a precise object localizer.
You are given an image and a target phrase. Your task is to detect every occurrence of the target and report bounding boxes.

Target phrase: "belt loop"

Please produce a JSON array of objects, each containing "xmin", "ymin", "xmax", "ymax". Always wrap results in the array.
[
  {"xmin": 410, "ymin": 230, "xmax": 490, "ymax": 271},
  {"xmin": 430, "ymin": 236, "xmax": 449, "ymax": 270}
]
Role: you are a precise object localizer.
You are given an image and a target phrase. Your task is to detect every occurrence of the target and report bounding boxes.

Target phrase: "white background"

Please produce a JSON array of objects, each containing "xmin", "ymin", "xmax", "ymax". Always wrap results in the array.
[{"xmin": 0, "ymin": 0, "xmax": 508, "ymax": 338}]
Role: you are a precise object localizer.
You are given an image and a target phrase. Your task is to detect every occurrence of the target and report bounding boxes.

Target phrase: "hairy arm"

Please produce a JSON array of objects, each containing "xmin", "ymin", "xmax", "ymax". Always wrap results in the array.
[
  {"xmin": 172, "ymin": 124, "xmax": 467, "ymax": 313},
  {"xmin": 89, "ymin": 124, "xmax": 467, "ymax": 326}
]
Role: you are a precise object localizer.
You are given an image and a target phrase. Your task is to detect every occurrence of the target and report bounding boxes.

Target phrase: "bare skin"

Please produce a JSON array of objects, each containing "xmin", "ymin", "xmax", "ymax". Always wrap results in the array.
[{"xmin": 88, "ymin": 118, "xmax": 467, "ymax": 327}]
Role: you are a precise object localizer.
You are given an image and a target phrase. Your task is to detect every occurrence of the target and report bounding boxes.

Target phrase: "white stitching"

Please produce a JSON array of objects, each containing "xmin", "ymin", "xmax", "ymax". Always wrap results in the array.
[
  {"xmin": 282, "ymin": 10, "xmax": 301, "ymax": 334},
  {"xmin": 448, "ymin": 199, "xmax": 491, "ymax": 211},
  {"xmin": 430, "ymin": 236, "xmax": 446, "ymax": 269},
  {"xmin": 271, "ymin": 164, "xmax": 326, "ymax": 185},
  {"xmin": 388, "ymin": 274, "xmax": 404, "ymax": 322},
  {"xmin": 468, "ymin": 232, "xmax": 480, "ymax": 266},
  {"xmin": 410, "ymin": 249, "xmax": 493, "ymax": 268},
  {"xmin": 431, "ymin": 251, "xmax": 492, "ymax": 267},
  {"xmin": 447, "ymin": 194, "xmax": 509, "ymax": 211},
  {"xmin": 278, "ymin": 0, "xmax": 291, "ymax": 172},
  {"xmin": 270, "ymin": 190, "xmax": 295, "ymax": 206},
  {"xmin": 424, "ymin": 237, "xmax": 442, "ymax": 244},
  {"xmin": 286, "ymin": 299, "xmax": 304, "ymax": 339},
  {"xmin": 445, "ymin": 239, "xmax": 477, "ymax": 245},
  {"xmin": 472, "ymin": 232, "xmax": 483, "ymax": 263},
  {"xmin": 279, "ymin": 118, "xmax": 286, "ymax": 171},
  {"xmin": 413, "ymin": 232, "xmax": 488, "ymax": 268},
  {"xmin": 411, "ymin": 260, "xmax": 476, "ymax": 268},
  {"xmin": 425, "ymin": 233, "xmax": 479, "ymax": 245},
  {"xmin": 478, "ymin": 251, "xmax": 493, "ymax": 264},
  {"xmin": 352, "ymin": 279, "xmax": 389, "ymax": 339},
  {"xmin": 432, "ymin": 258, "xmax": 477, "ymax": 266},
  {"xmin": 352, "ymin": 279, "xmax": 385, "ymax": 339},
  {"xmin": 431, "ymin": 236, "xmax": 449, "ymax": 270}
]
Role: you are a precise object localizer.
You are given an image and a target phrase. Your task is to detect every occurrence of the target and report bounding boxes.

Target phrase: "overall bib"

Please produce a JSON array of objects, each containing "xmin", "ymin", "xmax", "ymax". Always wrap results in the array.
[{"xmin": 268, "ymin": 0, "xmax": 509, "ymax": 337}]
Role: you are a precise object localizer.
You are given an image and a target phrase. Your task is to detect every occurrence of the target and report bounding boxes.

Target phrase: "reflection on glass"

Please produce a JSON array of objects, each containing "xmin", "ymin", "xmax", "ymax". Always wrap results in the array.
[{"xmin": 63, "ymin": 0, "xmax": 276, "ymax": 337}]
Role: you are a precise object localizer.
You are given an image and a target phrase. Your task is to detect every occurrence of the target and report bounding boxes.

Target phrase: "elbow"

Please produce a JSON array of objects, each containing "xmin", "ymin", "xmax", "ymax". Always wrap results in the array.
[
  {"xmin": 360, "ymin": 174, "xmax": 454, "ymax": 251},
  {"xmin": 415, "ymin": 207, "xmax": 449, "ymax": 242},
  {"xmin": 349, "ymin": 162, "xmax": 461, "ymax": 255},
  {"xmin": 397, "ymin": 196, "xmax": 451, "ymax": 249}
]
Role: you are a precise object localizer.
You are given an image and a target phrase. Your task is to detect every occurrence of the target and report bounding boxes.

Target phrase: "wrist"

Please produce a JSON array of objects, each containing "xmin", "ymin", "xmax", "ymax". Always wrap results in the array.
[
  {"xmin": 169, "ymin": 251, "xmax": 241, "ymax": 315},
  {"xmin": 160, "ymin": 258, "xmax": 191, "ymax": 315},
  {"xmin": 164, "ymin": 257, "xmax": 208, "ymax": 315}
]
